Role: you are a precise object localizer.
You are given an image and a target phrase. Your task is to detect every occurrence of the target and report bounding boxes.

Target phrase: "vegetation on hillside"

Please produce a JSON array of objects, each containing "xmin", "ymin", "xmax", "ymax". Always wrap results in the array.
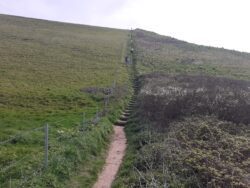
[
  {"xmin": 0, "ymin": 14, "xmax": 132, "ymax": 187},
  {"xmin": 114, "ymin": 74, "xmax": 250, "ymax": 188},
  {"xmin": 0, "ymin": 14, "xmax": 129, "ymax": 131},
  {"xmin": 134, "ymin": 29, "xmax": 250, "ymax": 80},
  {"xmin": 1, "ymin": 15, "xmax": 250, "ymax": 187},
  {"xmin": 114, "ymin": 30, "xmax": 250, "ymax": 188}
]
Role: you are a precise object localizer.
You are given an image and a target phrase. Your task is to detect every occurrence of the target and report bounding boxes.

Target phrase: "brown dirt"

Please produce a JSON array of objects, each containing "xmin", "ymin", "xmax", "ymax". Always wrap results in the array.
[{"xmin": 93, "ymin": 125, "xmax": 127, "ymax": 188}]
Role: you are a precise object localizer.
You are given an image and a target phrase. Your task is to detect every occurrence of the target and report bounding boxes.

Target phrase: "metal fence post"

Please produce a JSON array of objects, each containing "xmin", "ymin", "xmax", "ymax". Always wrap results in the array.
[
  {"xmin": 82, "ymin": 112, "xmax": 85, "ymax": 126},
  {"xmin": 104, "ymin": 96, "xmax": 109, "ymax": 115},
  {"xmin": 44, "ymin": 123, "xmax": 49, "ymax": 168},
  {"xmin": 9, "ymin": 177, "xmax": 11, "ymax": 188}
]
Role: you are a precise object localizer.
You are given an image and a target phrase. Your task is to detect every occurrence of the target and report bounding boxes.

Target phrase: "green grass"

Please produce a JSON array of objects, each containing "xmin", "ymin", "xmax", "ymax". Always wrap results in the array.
[
  {"xmin": 0, "ymin": 14, "xmax": 133, "ymax": 187},
  {"xmin": 133, "ymin": 29, "xmax": 250, "ymax": 80},
  {"xmin": 0, "ymin": 14, "xmax": 129, "ymax": 129}
]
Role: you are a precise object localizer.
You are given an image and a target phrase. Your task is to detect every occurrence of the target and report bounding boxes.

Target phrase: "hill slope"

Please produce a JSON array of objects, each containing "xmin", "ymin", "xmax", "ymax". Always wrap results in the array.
[
  {"xmin": 1, "ymin": 15, "xmax": 249, "ymax": 187},
  {"xmin": 134, "ymin": 29, "xmax": 250, "ymax": 80},
  {"xmin": 114, "ymin": 29, "xmax": 250, "ymax": 187},
  {"xmin": 0, "ymin": 14, "xmax": 131, "ymax": 187},
  {"xmin": 0, "ymin": 14, "xmax": 129, "ymax": 124}
]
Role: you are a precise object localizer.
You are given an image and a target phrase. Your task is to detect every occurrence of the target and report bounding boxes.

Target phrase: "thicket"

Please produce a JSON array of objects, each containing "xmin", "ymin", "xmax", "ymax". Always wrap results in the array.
[
  {"xmin": 114, "ymin": 74, "xmax": 250, "ymax": 188},
  {"xmin": 139, "ymin": 73, "xmax": 250, "ymax": 126}
]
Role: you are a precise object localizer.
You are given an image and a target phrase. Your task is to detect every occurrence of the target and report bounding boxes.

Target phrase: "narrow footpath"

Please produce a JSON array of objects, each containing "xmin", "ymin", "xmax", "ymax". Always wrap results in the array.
[
  {"xmin": 93, "ymin": 125, "xmax": 127, "ymax": 188},
  {"xmin": 93, "ymin": 73, "xmax": 138, "ymax": 188},
  {"xmin": 93, "ymin": 98, "xmax": 136, "ymax": 188},
  {"xmin": 94, "ymin": 30, "xmax": 138, "ymax": 188}
]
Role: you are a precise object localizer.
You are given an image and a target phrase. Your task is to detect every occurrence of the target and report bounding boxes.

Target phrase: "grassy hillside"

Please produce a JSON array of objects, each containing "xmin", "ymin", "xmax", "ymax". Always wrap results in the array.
[
  {"xmin": 0, "ymin": 14, "xmax": 129, "ymax": 129},
  {"xmin": 134, "ymin": 29, "xmax": 250, "ymax": 80},
  {"xmin": 0, "ymin": 14, "xmax": 131, "ymax": 187},
  {"xmin": 114, "ymin": 30, "xmax": 250, "ymax": 187},
  {"xmin": 1, "ymin": 15, "xmax": 249, "ymax": 187}
]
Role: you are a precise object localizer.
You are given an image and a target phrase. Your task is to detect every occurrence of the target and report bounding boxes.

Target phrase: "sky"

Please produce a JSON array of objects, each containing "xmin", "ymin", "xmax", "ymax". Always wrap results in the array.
[{"xmin": 0, "ymin": 0, "xmax": 250, "ymax": 53}]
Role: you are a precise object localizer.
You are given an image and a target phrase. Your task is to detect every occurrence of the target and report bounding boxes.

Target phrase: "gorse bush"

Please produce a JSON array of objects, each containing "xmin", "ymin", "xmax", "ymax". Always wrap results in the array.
[
  {"xmin": 128, "ymin": 116, "xmax": 249, "ymax": 188},
  {"xmin": 139, "ymin": 73, "xmax": 250, "ymax": 126},
  {"xmin": 114, "ymin": 73, "xmax": 250, "ymax": 188}
]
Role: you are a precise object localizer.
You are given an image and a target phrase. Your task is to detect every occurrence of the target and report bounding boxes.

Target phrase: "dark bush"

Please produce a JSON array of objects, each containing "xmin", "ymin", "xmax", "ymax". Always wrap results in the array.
[
  {"xmin": 138, "ymin": 73, "xmax": 250, "ymax": 126},
  {"xmin": 121, "ymin": 73, "xmax": 250, "ymax": 188}
]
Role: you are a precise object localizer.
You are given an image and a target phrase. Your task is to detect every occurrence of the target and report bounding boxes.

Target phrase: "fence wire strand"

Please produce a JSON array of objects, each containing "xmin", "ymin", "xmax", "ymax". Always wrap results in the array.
[
  {"xmin": 0, "ymin": 33, "xmax": 130, "ymax": 187},
  {"xmin": 0, "ymin": 126, "xmax": 44, "ymax": 146}
]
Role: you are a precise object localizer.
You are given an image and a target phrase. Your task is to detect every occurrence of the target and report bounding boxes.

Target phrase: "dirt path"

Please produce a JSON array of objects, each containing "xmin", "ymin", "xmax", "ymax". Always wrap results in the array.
[{"xmin": 93, "ymin": 125, "xmax": 127, "ymax": 188}]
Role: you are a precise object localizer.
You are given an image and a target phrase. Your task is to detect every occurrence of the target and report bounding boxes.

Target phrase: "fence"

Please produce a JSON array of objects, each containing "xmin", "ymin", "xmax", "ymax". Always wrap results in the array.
[
  {"xmin": 0, "ymin": 106, "xmax": 106, "ymax": 186},
  {"xmin": 0, "ymin": 30, "xmax": 135, "ymax": 187},
  {"xmin": 0, "ymin": 69, "xmax": 124, "ymax": 187}
]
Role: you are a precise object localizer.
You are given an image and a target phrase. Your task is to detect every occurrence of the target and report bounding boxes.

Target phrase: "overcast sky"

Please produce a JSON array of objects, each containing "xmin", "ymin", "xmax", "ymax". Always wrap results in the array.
[{"xmin": 0, "ymin": 0, "xmax": 250, "ymax": 52}]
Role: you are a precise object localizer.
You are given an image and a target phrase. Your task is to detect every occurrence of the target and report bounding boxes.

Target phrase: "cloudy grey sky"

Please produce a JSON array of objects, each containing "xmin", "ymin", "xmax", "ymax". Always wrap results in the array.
[{"xmin": 0, "ymin": 0, "xmax": 250, "ymax": 52}]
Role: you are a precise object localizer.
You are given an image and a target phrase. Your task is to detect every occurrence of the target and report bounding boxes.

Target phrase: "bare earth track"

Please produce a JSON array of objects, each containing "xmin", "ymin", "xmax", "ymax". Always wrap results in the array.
[{"xmin": 93, "ymin": 125, "xmax": 127, "ymax": 188}]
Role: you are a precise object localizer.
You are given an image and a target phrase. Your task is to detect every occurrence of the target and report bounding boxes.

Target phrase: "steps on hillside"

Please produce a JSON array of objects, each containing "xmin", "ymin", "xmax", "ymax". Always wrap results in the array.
[
  {"xmin": 124, "ymin": 109, "xmax": 132, "ymax": 114},
  {"xmin": 122, "ymin": 112, "xmax": 130, "ymax": 117},
  {"xmin": 115, "ymin": 120, "xmax": 127, "ymax": 126},
  {"xmin": 115, "ymin": 96, "xmax": 137, "ymax": 126},
  {"xmin": 120, "ymin": 115, "xmax": 129, "ymax": 121},
  {"xmin": 127, "ymin": 103, "xmax": 135, "ymax": 108},
  {"xmin": 115, "ymin": 73, "xmax": 139, "ymax": 127}
]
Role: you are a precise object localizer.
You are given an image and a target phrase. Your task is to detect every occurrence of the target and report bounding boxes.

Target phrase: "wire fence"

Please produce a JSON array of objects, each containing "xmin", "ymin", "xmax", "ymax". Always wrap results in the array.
[
  {"xmin": 0, "ymin": 89, "xmax": 116, "ymax": 186},
  {"xmin": 0, "ymin": 37, "xmax": 135, "ymax": 187}
]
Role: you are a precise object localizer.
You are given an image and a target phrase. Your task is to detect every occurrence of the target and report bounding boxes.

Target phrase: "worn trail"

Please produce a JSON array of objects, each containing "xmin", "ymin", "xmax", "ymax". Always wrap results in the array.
[
  {"xmin": 93, "ymin": 125, "xmax": 127, "ymax": 188},
  {"xmin": 94, "ymin": 32, "xmax": 138, "ymax": 187}
]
